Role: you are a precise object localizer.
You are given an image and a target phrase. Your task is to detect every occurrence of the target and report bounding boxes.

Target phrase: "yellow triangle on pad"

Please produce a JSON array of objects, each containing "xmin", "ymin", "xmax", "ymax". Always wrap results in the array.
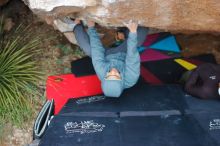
[{"xmin": 174, "ymin": 59, "xmax": 197, "ymax": 70}]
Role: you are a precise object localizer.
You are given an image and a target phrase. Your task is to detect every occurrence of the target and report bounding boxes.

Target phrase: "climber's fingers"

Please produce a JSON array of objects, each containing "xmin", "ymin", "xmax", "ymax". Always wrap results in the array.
[{"xmin": 124, "ymin": 20, "xmax": 138, "ymax": 33}]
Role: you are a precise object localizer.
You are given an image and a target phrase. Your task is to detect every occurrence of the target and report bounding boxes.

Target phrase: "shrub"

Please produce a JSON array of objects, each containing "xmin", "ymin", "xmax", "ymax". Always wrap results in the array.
[{"xmin": 0, "ymin": 18, "xmax": 43, "ymax": 126}]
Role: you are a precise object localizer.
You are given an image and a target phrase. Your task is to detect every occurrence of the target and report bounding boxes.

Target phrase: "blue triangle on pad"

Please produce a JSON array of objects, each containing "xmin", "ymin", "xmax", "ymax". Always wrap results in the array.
[
  {"xmin": 137, "ymin": 46, "xmax": 146, "ymax": 52},
  {"xmin": 149, "ymin": 36, "xmax": 180, "ymax": 52}
]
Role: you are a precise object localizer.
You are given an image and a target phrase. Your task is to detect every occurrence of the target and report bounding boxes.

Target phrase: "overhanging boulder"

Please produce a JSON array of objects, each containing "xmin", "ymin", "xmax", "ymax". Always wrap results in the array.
[
  {"xmin": 0, "ymin": 0, "xmax": 9, "ymax": 6},
  {"xmin": 22, "ymin": 0, "xmax": 220, "ymax": 33}
]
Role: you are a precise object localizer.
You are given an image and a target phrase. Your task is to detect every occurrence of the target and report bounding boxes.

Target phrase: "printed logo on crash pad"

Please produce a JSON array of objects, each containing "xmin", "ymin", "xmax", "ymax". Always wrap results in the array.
[
  {"xmin": 209, "ymin": 75, "xmax": 216, "ymax": 80},
  {"xmin": 64, "ymin": 121, "xmax": 105, "ymax": 134},
  {"xmin": 76, "ymin": 95, "xmax": 106, "ymax": 104},
  {"xmin": 209, "ymin": 119, "xmax": 220, "ymax": 130}
]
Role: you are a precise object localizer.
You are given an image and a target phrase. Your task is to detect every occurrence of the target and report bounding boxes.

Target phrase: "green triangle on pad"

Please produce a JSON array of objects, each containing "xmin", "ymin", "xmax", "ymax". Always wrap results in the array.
[{"xmin": 150, "ymin": 36, "xmax": 180, "ymax": 52}]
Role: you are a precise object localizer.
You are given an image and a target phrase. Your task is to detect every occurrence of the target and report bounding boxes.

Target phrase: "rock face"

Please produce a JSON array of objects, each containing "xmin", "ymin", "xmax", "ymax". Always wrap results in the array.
[
  {"xmin": 0, "ymin": 0, "xmax": 9, "ymax": 6},
  {"xmin": 23, "ymin": 0, "xmax": 220, "ymax": 33}
]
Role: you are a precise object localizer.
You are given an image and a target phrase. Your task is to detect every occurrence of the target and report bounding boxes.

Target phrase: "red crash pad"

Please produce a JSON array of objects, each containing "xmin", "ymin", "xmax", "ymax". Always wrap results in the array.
[{"xmin": 46, "ymin": 74, "xmax": 102, "ymax": 114}]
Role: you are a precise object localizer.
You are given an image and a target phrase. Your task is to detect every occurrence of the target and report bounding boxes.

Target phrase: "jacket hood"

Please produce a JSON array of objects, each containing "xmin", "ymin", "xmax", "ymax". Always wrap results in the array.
[{"xmin": 101, "ymin": 79, "xmax": 123, "ymax": 97}]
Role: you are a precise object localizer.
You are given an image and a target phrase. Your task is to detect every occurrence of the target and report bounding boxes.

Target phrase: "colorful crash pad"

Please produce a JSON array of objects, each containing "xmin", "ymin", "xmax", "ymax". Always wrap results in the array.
[
  {"xmin": 140, "ymin": 49, "xmax": 171, "ymax": 62},
  {"xmin": 141, "ymin": 32, "xmax": 180, "ymax": 53},
  {"xmin": 142, "ymin": 33, "xmax": 160, "ymax": 47},
  {"xmin": 140, "ymin": 54, "xmax": 217, "ymax": 85},
  {"xmin": 150, "ymin": 36, "xmax": 180, "ymax": 52},
  {"xmin": 141, "ymin": 58, "xmax": 187, "ymax": 84},
  {"xmin": 174, "ymin": 59, "xmax": 197, "ymax": 70},
  {"xmin": 46, "ymin": 74, "xmax": 102, "ymax": 114},
  {"xmin": 137, "ymin": 46, "xmax": 146, "ymax": 52},
  {"xmin": 140, "ymin": 66, "xmax": 163, "ymax": 85}
]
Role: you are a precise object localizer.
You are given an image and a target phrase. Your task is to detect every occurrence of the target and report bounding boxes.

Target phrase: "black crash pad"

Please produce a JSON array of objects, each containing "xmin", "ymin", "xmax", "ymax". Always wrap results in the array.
[
  {"xmin": 71, "ymin": 57, "xmax": 95, "ymax": 77},
  {"xmin": 184, "ymin": 94, "xmax": 220, "ymax": 112},
  {"xmin": 59, "ymin": 83, "xmax": 187, "ymax": 115},
  {"xmin": 120, "ymin": 116, "xmax": 218, "ymax": 146},
  {"xmin": 184, "ymin": 94, "xmax": 220, "ymax": 144},
  {"xmin": 39, "ymin": 83, "xmax": 220, "ymax": 146},
  {"xmin": 187, "ymin": 113, "xmax": 220, "ymax": 144},
  {"xmin": 39, "ymin": 115, "xmax": 218, "ymax": 146}
]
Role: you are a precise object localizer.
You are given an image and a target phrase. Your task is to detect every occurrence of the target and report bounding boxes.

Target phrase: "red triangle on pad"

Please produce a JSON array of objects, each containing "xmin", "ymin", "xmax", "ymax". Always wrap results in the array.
[
  {"xmin": 142, "ymin": 33, "xmax": 160, "ymax": 47},
  {"xmin": 141, "ymin": 66, "xmax": 163, "ymax": 85},
  {"xmin": 140, "ymin": 49, "xmax": 171, "ymax": 62}
]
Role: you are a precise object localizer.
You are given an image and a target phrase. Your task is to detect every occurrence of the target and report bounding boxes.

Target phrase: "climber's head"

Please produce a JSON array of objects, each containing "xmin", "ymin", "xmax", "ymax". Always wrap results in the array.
[
  {"xmin": 102, "ymin": 68, "xmax": 123, "ymax": 98},
  {"xmin": 115, "ymin": 28, "xmax": 126, "ymax": 41}
]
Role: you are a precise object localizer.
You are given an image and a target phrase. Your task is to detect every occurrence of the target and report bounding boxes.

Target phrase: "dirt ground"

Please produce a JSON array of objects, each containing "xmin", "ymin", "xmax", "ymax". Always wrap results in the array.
[{"xmin": 0, "ymin": 0, "xmax": 220, "ymax": 146}]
